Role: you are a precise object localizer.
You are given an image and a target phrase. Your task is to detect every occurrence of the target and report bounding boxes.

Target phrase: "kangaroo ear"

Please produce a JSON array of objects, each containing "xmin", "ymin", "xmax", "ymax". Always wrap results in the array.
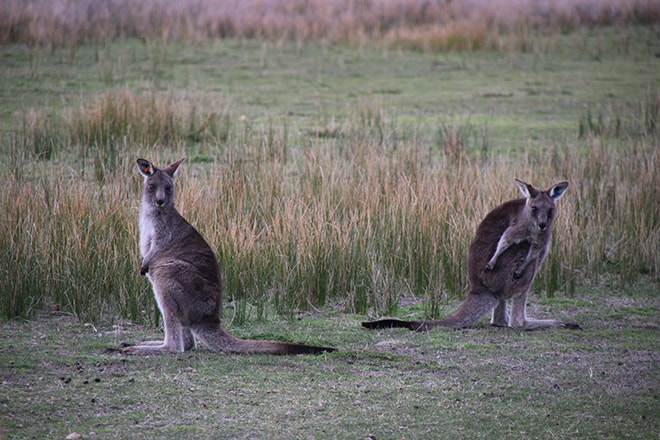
[
  {"xmin": 137, "ymin": 158, "xmax": 156, "ymax": 177},
  {"xmin": 549, "ymin": 181, "xmax": 569, "ymax": 200},
  {"xmin": 514, "ymin": 178, "xmax": 537, "ymax": 198},
  {"xmin": 164, "ymin": 157, "xmax": 185, "ymax": 177}
]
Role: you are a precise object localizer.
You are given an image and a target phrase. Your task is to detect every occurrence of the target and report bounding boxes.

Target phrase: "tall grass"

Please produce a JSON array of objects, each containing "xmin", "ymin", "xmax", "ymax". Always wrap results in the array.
[
  {"xmin": 1, "ymin": 0, "xmax": 658, "ymax": 53},
  {"xmin": 2, "ymin": 89, "xmax": 226, "ymax": 182},
  {"xmin": 0, "ymin": 165, "xmax": 149, "ymax": 322},
  {"xmin": 1, "ymin": 89, "xmax": 657, "ymax": 324}
]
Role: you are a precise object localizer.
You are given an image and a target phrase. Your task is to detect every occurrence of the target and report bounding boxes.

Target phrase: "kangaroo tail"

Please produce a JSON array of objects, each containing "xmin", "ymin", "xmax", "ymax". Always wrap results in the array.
[
  {"xmin": 191, "ymin": 322, "xmax": 335, "ymax": 355},
  {"xmin": 361, "ymin": 319, "xmax": 425, "ymax": 331},
  {"xmin": 362, "ymin": 292, "xmax": 499, "ymax": 332}
]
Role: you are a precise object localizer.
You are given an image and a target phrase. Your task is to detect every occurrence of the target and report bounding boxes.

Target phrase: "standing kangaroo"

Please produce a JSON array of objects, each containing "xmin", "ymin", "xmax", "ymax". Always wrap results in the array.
[
  {"xmin": 363, "ymin": 178, "xmax": 580, "ymax": 331},
  {"xmin": 123, "ymin": 157, "xmax": 335, "ymax": 354}
]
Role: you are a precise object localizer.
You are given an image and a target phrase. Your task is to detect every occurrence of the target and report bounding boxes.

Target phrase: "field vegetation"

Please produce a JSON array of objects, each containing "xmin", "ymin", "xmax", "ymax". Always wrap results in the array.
[
  {"xmin": 2, "ymin": 0, "xmax": 659, "ymax": 51},
  {"xmin": 1, "ymin": 13, "xmax": 657, "ymax": 323},
  {"xmin": 0, "ymin": 1, "xmax": 658, "ymax": 438}
]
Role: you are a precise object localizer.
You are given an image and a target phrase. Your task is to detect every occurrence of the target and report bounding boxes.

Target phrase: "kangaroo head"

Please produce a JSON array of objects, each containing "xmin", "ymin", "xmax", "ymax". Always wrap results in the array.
[
  {"xmin": 515, "ymin": 178, "xmax": 569, "ymax": 232},
  {"xmin": 137, "ymin": 158, "xmax": 185, "ymax": 209}
]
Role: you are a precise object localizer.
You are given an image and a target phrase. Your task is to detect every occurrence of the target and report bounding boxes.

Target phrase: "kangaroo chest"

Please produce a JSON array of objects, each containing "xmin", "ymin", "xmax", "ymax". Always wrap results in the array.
[{"xmin": 138, "ymin": 208, "xmax": 176, "ymax": 258}]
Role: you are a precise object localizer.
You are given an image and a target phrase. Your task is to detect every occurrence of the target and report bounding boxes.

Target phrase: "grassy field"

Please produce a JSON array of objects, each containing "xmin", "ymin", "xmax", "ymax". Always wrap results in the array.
[
  {"xmin": 1, "ymin": 26, "xmax": 658, "ymax": 323},
  {"xmin": 1, "ymin": 281, "xmax": 658, "ymax": 439},
  {"xmin": 0, "ymin": 2, "xmax": 659, "ymax": 437}
]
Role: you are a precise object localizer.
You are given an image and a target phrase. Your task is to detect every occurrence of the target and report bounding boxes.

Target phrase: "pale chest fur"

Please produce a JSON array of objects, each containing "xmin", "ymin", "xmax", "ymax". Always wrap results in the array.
[
  {"xmin": 139, "ymin": 203, "xmax": 180, "ymax": 261},
  {"xmin": 138, "ymin": 205, "xmax": 156, "ymax": 258}
]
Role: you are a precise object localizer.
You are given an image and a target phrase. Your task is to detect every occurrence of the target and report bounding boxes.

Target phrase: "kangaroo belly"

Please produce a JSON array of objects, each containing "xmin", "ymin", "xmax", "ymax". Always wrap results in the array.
[{"xmin": 148, "ymin": 258, "xmax": 221, "ymax": 318}]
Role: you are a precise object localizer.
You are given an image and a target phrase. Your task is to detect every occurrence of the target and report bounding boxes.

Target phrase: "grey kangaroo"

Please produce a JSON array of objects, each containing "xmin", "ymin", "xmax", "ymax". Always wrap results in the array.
[
  {"xmin": 123, "ymin": 157, "xmax": 335, "ymax": 354},
  {"xmin": 363, "ymin": 178, "xmax": 580, "ymax": 331}
]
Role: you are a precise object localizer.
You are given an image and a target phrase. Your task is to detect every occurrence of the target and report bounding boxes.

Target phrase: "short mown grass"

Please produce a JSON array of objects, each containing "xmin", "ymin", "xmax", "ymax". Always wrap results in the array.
[{"xmin": 0, "ymin": 280, "xmax": 657, "ymax": 439}]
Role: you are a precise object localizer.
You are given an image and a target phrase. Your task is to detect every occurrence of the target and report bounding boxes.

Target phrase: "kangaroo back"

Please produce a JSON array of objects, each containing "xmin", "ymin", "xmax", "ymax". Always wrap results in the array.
[{"xmin": 124, "ymin": 158, "xmax": 335, "ymax": 355}]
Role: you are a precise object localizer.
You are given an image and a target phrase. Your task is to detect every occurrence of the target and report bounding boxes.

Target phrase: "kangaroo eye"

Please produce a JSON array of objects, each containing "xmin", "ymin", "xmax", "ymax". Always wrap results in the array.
[
  {"xmin": 531, "ymin": 207, "xmax": 538, "ymax": 214},
  {"xmin": 548, "ymin": 208, "xmax": 554, "ymax": 218},
  {"xmin": 165, "ymin": 186, "xmax": 172, "ymax": 194},
  {"xmin": 148, "ymin": 184, "xmax": 157, "ymax": 191}
]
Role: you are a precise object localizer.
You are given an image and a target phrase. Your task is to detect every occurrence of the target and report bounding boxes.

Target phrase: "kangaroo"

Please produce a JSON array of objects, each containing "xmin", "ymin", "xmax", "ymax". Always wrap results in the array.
[
  {"xmin": 485, "ymin": 179, "xmax": 559, "ymax": 279},
  {"xmin": 123, "ymin": 157, "xmax": 335, "ymax": 355},
  {"xmin": 362, "ymin": 178, "xmax": 580, "ymax": 331}
]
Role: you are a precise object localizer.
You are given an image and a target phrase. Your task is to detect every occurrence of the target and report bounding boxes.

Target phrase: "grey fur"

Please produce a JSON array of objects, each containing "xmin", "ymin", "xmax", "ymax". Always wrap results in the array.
[
  {"xmin": 123, "ymin": 158, "xmax": 335, "ymax": 355},
  {"xmin": 363, "ymin": 178, "xmax": 579, "ymax": 331}
]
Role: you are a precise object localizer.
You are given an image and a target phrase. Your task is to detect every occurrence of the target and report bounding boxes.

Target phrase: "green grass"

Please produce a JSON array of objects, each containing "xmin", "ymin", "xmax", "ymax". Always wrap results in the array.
[
  {"xmin": 0, "ymin": 280, "xmax": 658, "ymax": 439},
  {"xmin": 1, "ymin": 26, "xmax": 657, "ymax": 141}
]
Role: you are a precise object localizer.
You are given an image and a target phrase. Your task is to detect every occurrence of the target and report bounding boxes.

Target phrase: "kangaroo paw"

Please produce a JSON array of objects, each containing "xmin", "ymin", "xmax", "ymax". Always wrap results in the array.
[{"xmin": 562, "ymin": 322, "xmax": 582, "ymax": 330}]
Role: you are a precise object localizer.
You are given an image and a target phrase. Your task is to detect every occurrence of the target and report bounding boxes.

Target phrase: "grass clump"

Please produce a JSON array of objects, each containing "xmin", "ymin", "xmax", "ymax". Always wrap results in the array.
[
  {"xmin": 3, "ymin": 89, "xmax": 228, "ymax": 181},
  {"xmin": 69, "ymin": 90, "xmax": 183, "ymax": 149},
  {"xmin": 68, "ymin": 90, "xmax": 186, "ymax": 180}
]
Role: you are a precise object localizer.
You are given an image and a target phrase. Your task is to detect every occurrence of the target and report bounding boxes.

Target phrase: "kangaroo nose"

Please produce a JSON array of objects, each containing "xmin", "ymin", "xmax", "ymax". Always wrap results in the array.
[
  {"xmin": 538, "ymin": 223, "xmax": 547, "ymax": 230},
  {"xmin": 156, "ymin": 199, "xmax": 165, "ymax": 207}
]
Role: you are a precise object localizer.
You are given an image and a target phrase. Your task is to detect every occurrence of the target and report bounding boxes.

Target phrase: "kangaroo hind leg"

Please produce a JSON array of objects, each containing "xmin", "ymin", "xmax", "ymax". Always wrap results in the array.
[
  {"xmin": 509, "ymin": 289, "xmax": 580, "ymax": 330},
  {"xmin": 490, "ymin": 300, "xmax": 509, "ymax": 327},
  {"xmin": 123, "ymin": 309, "xmax": 195, "ymax": 354}
]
